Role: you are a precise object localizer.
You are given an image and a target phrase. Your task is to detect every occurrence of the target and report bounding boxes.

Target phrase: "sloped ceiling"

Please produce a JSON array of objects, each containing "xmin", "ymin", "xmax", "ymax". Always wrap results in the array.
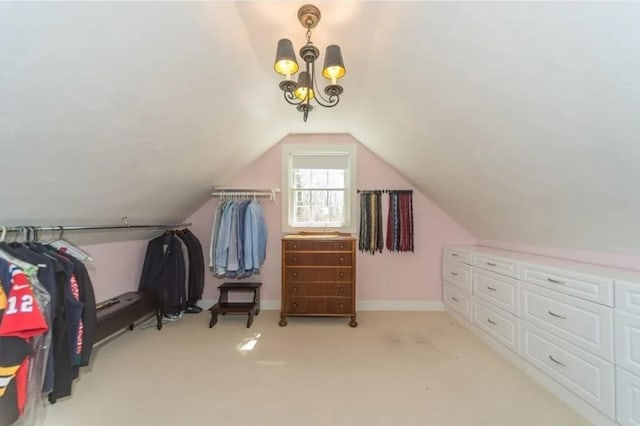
[{"xmin": 1, "ymin": 2, "xmax": 639, "ymax": 254}]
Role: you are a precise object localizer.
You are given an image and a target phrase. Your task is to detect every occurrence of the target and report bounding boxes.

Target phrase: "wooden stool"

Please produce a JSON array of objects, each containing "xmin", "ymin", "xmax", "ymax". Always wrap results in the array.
[{"xmin": 209, "ymin": 282, "xmax": 262, "ymax": 328}]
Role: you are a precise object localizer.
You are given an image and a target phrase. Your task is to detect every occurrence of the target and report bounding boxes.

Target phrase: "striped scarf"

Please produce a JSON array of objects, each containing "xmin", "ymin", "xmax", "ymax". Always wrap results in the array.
[
  {"xmin": 358, "ymin": 191, "xmax": 383, "ymax": 254},
  {"xmin": 386, "ymin": 190, "xmax": 414, "ymax": 252}
]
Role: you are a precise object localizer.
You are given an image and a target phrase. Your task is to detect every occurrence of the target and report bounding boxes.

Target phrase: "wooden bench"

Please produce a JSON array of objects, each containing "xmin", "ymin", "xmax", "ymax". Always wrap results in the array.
[
  {"xmin": 96, "ymin": 292, "xmax": 155, "ymax": 341},
  {"xmin": 209, "ymin": 282, "xmax": 262, "ymax": 328}
]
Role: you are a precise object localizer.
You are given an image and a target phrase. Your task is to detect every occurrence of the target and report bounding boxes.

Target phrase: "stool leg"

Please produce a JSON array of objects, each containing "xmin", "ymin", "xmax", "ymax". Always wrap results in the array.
[
  {"xmin": 209, "ymin": 313, "xmax": 218, "ymax": 328},
  {"xmin": 246, "ymin": 312, "xmax": 254, "ymax": 328}
]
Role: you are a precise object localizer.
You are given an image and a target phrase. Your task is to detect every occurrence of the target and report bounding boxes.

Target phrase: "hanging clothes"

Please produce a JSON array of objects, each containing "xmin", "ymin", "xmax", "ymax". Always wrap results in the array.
[
  {"xmin": 209, "ymin": 199, "xmax": 267, "ymax": 278},
  {"xmin": 386, "ymin": 190, "xmax": 414, "ymax": 252},
  {"xmin": 0, "ymin": 241, "xmax": 97, "ymax": 413},
  {"xmin": 358, "ymin": 191, "xmax": 383, "ymax": 254},
  {"xmin": 175, "ymin": 229, "xmax": 205, "ymax": 308}
]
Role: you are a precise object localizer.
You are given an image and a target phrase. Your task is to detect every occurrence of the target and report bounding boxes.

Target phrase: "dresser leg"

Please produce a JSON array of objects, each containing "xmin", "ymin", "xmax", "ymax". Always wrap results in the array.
[
  {"xmin": 279, "ymin": 314, "xmax": 288, "ymax": 327},
  {"xmin": 349, "ymin": 315, "xmax": 358, "ymax": 327}
]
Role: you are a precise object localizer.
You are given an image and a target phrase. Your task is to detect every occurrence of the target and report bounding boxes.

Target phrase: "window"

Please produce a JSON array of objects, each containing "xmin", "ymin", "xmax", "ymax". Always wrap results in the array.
[{"xmin": 282, "ymin": 144, "xmax": 356, "ymax": 232}]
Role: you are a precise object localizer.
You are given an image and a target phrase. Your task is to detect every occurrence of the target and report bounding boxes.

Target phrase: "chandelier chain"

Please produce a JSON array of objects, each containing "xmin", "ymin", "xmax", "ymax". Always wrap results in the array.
[{"xmin": 306, "ymin": 27, "xmax": 312, "ymax": 43}]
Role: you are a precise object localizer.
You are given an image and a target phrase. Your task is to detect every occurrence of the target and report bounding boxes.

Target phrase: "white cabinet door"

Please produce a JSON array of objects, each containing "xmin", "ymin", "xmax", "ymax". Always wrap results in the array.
[
  {"xmin": 617, "ymin": 367, "xmax": 640, "ymax": 426},
  {"xmin": 473, "ymin": 269, "xmax": 520, "ymax": 316},
  {"xmin": 521, "ymin": 322, "xmax": 615, "ymax": 419},
  {"xmin": 443, "ymin": 247, "xmax": 472, "ymax": 265},
  {"xmin": 520, "ymin": 283, "xmax": 614, "ymax": 362},
  {"xmin": 616, "ymin": 310, "xmax": 640, "ymax": 377},
  {"xmin": 472, "ymin": 297, "xmax": 520, "ymax": 354},
  {"xmin": 442, "ymin": 261, "xmax": 472, "ymax": 293},
  {"xmin": 616, "ymin": 281, "xmax": 640, "ymax": 316},
  {"xmin": 443, "ymin": 283, "xmax": 471, "ymax": 321}
]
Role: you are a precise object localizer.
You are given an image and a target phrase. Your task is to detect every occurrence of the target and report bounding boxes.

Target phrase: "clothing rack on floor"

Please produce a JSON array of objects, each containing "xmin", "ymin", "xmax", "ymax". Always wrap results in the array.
[{"xmin": 211, "ymin": 187, "xmax": 280, "ymax": 203}]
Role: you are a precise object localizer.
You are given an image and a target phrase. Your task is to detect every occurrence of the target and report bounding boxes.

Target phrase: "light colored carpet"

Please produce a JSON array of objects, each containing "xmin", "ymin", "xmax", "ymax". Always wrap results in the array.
[{"xmin": 43, "ymin": 311, "xmax": 589, "ymax": 426}]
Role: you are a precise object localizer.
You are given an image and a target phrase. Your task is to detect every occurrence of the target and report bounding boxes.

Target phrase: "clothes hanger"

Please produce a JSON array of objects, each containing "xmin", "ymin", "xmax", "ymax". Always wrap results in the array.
[{"xmin": 0, "ymin": 226, "xmax": 6, "ymax": 243}]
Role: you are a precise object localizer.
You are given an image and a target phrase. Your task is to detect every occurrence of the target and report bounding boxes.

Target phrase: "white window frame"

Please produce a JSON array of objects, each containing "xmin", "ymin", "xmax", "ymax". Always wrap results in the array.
[{"xmin": 282, "ymin": 143, "xmax": 357, "ymax": 234}]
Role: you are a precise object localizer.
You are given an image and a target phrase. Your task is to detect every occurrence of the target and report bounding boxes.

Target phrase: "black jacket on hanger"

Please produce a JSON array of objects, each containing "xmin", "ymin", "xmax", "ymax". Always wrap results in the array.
[
  {"xmin": 176, "ymin": 229, "xmax": 205, "ymax": 305},
  {"xmin": 138, "ymin": 233, "xmax": 186, "ymax": 316}
]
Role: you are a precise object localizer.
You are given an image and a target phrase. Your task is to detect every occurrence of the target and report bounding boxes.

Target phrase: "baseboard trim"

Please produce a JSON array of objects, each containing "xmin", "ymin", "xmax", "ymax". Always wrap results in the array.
[{"xmin": 197, "ymin": 299, "xmax": 444, "ymax": 312}]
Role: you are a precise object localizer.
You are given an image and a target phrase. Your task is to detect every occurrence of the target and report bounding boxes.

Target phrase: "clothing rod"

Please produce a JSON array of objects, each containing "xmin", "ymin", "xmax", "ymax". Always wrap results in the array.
[
  {"xmin": 0, "ymin": 222, "xmax": 192, "ymax": 233},
  {"xmin": 212, "ymin": 187, "xmax": 281, "ymax": 193},
  {"xmin": 357, "ymin": 189, "xmax": 413, "ymax": 193}
]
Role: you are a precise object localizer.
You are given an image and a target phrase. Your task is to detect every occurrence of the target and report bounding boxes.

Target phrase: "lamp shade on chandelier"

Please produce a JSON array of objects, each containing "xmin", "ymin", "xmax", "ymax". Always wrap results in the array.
[{"xmin": 274, "ymin": 4, "xmax": 346, "ymax": 122}]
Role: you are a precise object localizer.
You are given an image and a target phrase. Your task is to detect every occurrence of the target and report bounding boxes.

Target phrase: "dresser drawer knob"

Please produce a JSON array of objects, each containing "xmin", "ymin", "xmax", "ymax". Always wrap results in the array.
[
  {"xmin": 486, "ymin": 262, "xmax": 497, "ymax": 267},
  {"xmin": 487, "ymin": 286, "xmax": 497, "ymax": 292},
  {"xmin": 293, "ymin": 256, "xmax": 298, "ymax": 262},
  {"xmin": 548, "ymin": 310, "xmax": 566, "ymax": 319},
  {"xmin": 339, "ymin": 287, "xmax": 345, "ymax": 293},
  {"xmin": 547, "ymin": 277, "xmax": 566, "ymax": 285},
  {"xmin": 292, "ymin": 302, "xmax": 298, "ymax": 308},
  {"xmin": 293, "ymin": 272, "xmax": 298, "ymax": 278},
  {"xmin": 339, "ymin": 271, "xmax": 345, "ymax": 277},
  {"xmin": 340, "ymin": 257, "xmax": 344, "ymax": 263},
  {"xmin": 293, "ymin": 287, "xmax": 298, "ymax": 292},
  {"xmin": 339, "ymin": 244, "xmax": 345, "ymax": 249},
  {"xmin": 548, "ymin": 355, "xmax": 566, "ymax": 367},
  {"xmin": 339, "ymin": 303, "xmax": 344, "ymax": 308},
  {"xmin": 487, "ymin": 318, "xmax": 497, "ymax": 325},
  {"xmin": 292, "ymin": 244, "xmax": 297, "ymax": 249}
]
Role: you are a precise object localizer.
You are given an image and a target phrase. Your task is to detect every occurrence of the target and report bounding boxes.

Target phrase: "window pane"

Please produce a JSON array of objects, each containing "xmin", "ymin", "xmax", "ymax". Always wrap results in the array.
[
  {"xmin": 327, "ymin": 170, "xmax": 345, "ymax": 189},
  {"xmin": 310, "ymin": 170, "xmax": 328, "ymax": 188},
  {"xmin": 294, "ymin": 206, "xmax": 310, "ymax": 223},
  {"xmin": 294, "ymin": 169, "xmax": 310, "ymax": 188},
  {"xmin": 311, "ymin": 191, "xmax": 328, "ymax": 222},
  {"xmin": 328, "ymin": 191, "xmax": 344, "ymax": 222},
  {"xmin": 294, "ymin": 190, "xmax": 311, "ymax": 206}
]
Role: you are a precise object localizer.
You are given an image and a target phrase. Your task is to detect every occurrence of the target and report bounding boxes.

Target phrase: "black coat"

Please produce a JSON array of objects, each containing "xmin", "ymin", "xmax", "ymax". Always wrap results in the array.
[
  {"xmin": 176, "ymin": 229, "xmax": 205, "ymax": 305},
  {"xmin": 138, "ymin": 233, "xmax": 186, "ymax": 316}
]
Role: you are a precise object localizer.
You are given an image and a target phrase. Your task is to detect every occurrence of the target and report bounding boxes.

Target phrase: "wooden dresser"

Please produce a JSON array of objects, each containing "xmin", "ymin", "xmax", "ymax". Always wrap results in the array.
[{"xmin": 280, "ymin": 233, "xmax": 357, "ymax": 327}]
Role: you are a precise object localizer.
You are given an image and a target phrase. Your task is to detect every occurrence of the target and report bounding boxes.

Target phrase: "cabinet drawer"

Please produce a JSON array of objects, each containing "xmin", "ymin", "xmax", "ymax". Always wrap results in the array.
[
  {"xmin": 617, "ymin": 367, "xmax": 640, "ymax": 426},
  {"xmin": 443, "ymin": 247, "xmax": 472, "ymax": 265},
  {"xmin": 284, "ymin": 252, "xmax": 352, "ymax": 266},
  {"xmin": 443, "ymin": 283, "xmax": 471, "ymax": 321},
  {"xmin": 286, "ymin": 283, "xmax": 309, "ymax": 296},
  {"xmin": 327, "ymin": 283, "xmax": 353, "ymax": 297},
  {"xmin": 521, "ymin": 322, "xmax": 615, "ymax": 419},
  {"xmin": 520, "ymin": 283, "xmax": 613, "ymax": 361},
  {"xmin": 520, "ymin": 263, "xmax": 613, "ymax": 306},
  {"xmin": 327, "ymin": 298, "xmax": 353, "ymax": 314},
  {"xmin": 473, "ymin": 269, "xmax": 520, "ymax": 316},
  {"xmin": 615, "ymin": 310, "xmax": 640, "ymax": 377},
  {"xmin": 442, "ymin": 262, "xmax": 472, "ymax": 293},
  {"xmin": 472, "ymin": 298, "xmax": 520, "ymax": 354},
  {"xmin": 473, "ymin": 253, "xmax": 518, "ymax": 278},
  {"xmin": 284, "ymin": 297, "xmax": 308, "ymax": 313},
  {"xmin": 285, "ymin": 267, "xmax": 352, "ymax": 282},
  {"xmin": 616, "ymin": 281, "xmax": 640, "ymax": 316},
  {"xmin": 283, "ymin": 239, "xmax": 353, "ymax": 251}
]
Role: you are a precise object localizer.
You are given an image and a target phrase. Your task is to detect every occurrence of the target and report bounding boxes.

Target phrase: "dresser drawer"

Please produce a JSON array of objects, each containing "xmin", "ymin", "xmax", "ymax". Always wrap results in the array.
[
  {"xmin": 616, "ymin": 281, "xmax": 640, "ymax": 316},
  {"xmin": 520, "ymin": 263, "xmax": 613, "ymax": 306},
  {"xmin": 327, "ymin": 283, "xmax": 353, "ymax": 297},
  {"xmin": 473, "ymin": 269, "xmax": 520, "ymax": 316},
  {"xmin": 617, "ymin": 367, "xmax": 640, "ymax": 426},
  {"xmin": 443, "ymin": 283, "xmax": 471, "ymax": 321},
  {"xmin": 615, "ymin": 310, "xmax": 640, "ymax": 377},
  {"xmin": 284, "ymin": 297, "xmax": 308, "ymax": 313},
  {"xmin": 285, "ymin": 267, "xmax": 352, "ymax": 282},
  {"xmin": 443, "ymin": 247, "xmax": 472, "ymax": 265},
  {"xmin": 442, "ymin": 262, "xmax": 472, "ymax": 293},
  {"xmin": 326, "ymin": 298, "xmax": 353, "ymax": 314},
  {"xmin": 520, "ymin": 283, "xmax": 613, "ymax": 361},
  {"xmin": 473, "ymin": 253, "xmax": 518, "ymax": 278},
  {"xmin": 283, "ymin": 239, "xmax": 353, "ymax": 251},
  {"xmin": 472, "ymin": 298, "xmax": 520, "ymax": 354},
  {"xmin": 284, "ymin": 252, "xmax": 352, "ymax": 266},
  {"xmin": 521, "ymin": 322, "xmax": 615, "ymax": 418}
]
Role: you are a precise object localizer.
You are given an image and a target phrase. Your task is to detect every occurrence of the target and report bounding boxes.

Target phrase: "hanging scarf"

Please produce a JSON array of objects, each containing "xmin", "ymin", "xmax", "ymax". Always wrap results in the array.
[
  {"xmin": 386, "ymin": 190, "xmax": 414, "ymax": 252},
  {"xmin": 358, "ymin": 191, "xmax": 383, "ymax": 254}
]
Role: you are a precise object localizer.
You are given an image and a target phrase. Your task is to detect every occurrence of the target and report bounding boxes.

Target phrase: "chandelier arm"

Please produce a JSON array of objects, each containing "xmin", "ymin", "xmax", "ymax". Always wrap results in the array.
[
  {"xmin": 309, "ymin": 60, "xmax": 339, "ymax": 107},
  {"xmin": 283, "ymin": 90, "xmax": 303, "ymax": 106}
]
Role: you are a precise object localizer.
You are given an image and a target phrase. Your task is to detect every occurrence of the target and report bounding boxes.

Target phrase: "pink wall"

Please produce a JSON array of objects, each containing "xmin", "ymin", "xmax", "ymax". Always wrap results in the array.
[
  {"xmin": 479, "ymin": 240, "xmax": 640, "ymax": 272},
  {"xmin": 187, "ymin": 133, "xmax": 475, "ymax": 303},
  {"xmin": 82, "ymin": 240, "xmax": 148, "ymax": 302}
]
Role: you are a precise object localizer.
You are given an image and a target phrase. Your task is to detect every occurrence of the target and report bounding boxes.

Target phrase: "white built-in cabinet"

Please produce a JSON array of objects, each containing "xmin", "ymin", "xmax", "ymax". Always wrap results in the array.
[{"xmin": 442, "ymin": 245, "xmax": 640, "ymax": 426}]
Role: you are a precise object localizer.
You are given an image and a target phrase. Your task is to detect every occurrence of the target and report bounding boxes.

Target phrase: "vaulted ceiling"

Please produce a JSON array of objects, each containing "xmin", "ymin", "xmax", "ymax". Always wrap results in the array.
[{"xmin": 1, "ymin": 2, "xmax": 639, "ymax": 254}]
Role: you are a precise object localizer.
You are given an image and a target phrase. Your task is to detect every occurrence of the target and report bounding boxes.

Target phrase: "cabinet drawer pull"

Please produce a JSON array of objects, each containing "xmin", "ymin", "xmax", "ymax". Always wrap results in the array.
[
  {"xmin": 486, "ymin": 262, "xmax": 497, "ymax": 267},
  {"xmin": 292, "ymin": 272, "xmax": 298, "ymax": 278},
  {"xmin": 339, "ymin": 303, "xmax": 344, "ymax": 308},
  {"xmin": 339, "ymin": 287, "xmax": 345, "ymax": 293},
  {"xmin": 292, "ymin": 244, "xmax": 297, "ymax": 249},
  {"xmin": 451, "ymin": 297, "xmax": 459, "ymax": 302},
  {"xmin": 293, "ymin": 256, "xmax": 297, "ymax": 262},
  {"xmin": 339, "ymin": 244, "xmax": 345, "ymax": 249},
  {"xmin": 487, "ymin": 286, "xmax": 497, "ymax": 292},
  {"xmin": 548, "ymin": 355, "xmax": 566, "ymax": 367},
  {"xmin": 450, "ymin": 272, "xmax": 459, "ymax": 276},
  {"xmin": 547, "ymin": 277, "xmax": 566, "ymax": 285},
  {"xmin": 339, "ymin": 271, "xmax": 345, "ymax": 277},
  {"xmin": 340, "ymin": 257, "xmax": 344, "ymax": 263},
  {"xmin": 487, "ymin": 318, "xmax": 497, "ymax": 325},
  {"xmin": 548, "ymin": 310, "xmax": 566, "ymax": 319},
  {"xmin": 451, "ymin": 253, "xmax": 459, "ymax": 257},
  {"xmin": 293, "ymin": 287, "xmax": 298, "ymax": 292},
  {"xmin": 292, "ymin": 302, "xmax": 298, "ymax": 308}
]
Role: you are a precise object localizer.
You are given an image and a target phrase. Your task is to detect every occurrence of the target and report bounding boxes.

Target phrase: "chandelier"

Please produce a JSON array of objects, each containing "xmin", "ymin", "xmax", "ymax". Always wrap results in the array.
[{"xmin": 274, "ymin": 4, "xmax": 346, "ymax": 122}]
